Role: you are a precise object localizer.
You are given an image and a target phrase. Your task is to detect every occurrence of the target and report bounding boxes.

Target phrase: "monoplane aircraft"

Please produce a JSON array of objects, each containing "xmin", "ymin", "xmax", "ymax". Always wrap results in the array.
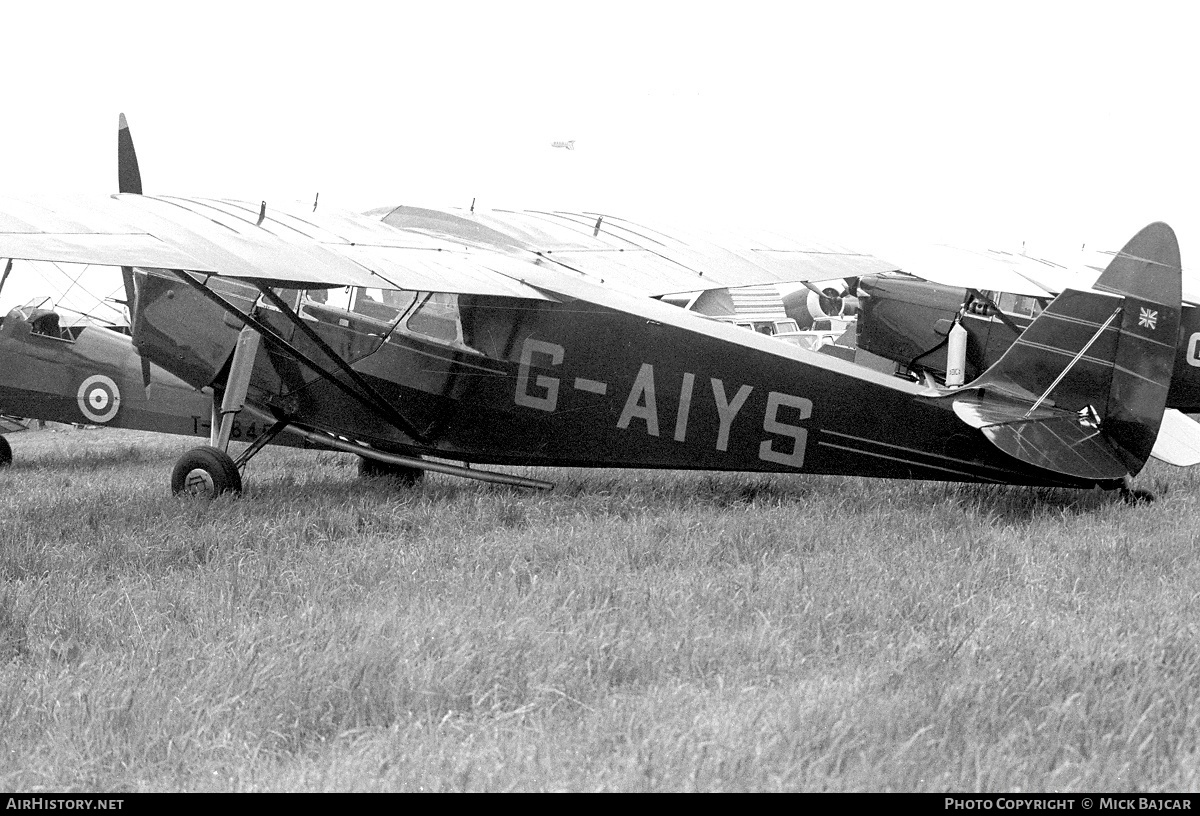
[{"xmin": 0, "ymin": 117, "xmax": 1183, "ymax": 502}]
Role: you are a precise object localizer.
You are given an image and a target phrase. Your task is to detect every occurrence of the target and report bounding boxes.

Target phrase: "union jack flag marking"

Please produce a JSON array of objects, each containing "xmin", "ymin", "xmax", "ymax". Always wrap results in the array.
[{"xmin": 1138, "ymin": 308, "xmax": 1158, "ymax": 330}]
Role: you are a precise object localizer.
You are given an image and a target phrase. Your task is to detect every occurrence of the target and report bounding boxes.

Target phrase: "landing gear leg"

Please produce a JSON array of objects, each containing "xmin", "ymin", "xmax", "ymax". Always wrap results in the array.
[
  {"xmin": 0, "ymin": 435, "xmax": 11, "ymax": 468},
  {"xmin": 173, "ymin": 326, "xmax": 260, "ymax": 498}
]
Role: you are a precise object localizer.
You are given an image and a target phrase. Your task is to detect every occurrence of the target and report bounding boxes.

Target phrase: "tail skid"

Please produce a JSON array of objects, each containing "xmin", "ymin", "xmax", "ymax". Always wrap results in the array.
[{"xmin": 950, "ymin": 222, "xmax": 1182, "ymax": 481}]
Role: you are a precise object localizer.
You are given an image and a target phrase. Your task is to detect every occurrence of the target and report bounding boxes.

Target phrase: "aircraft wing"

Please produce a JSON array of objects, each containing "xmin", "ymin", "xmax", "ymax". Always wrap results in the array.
[
  {"xmin": 0, "ymin": 195, "xmax": 553, "ymax": 300},
  {"xmin": 877, "ymin": 242, "xmax": 1200, "ymax": 307},
  {"xmin": 378, "ymin": 205, "xmax": 898, "ymax": 296},
  {"xmin": 0, "ymin": 194, "xmax": 893, "ymax": 299},
  {"xmin": 871, "ymin": 243, "xmax": 1070, "ymax": 297}
]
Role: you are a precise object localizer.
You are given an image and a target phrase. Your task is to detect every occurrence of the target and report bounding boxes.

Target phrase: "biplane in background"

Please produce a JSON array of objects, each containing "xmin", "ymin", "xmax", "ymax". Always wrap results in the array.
[
  {"xmin": 0, "ymin": 116, "xmax": 1184, "ymax": 502},
  {"xmin": 844, "ymin": 245, "xmax": 1200, "ymax": 466}
]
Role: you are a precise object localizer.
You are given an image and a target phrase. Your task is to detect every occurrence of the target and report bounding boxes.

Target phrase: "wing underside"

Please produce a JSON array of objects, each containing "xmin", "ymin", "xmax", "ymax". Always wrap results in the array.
[
  {"xmin": 378, "ymin": 206, "xmax": 898, "ymax": 295},
  {"xmin": 0, "ymin": 195, "xmax": 554, "ymax": 298},
  {"xmin": 0, "ymin": 196, "xmax": 897, "ymax": 299}
]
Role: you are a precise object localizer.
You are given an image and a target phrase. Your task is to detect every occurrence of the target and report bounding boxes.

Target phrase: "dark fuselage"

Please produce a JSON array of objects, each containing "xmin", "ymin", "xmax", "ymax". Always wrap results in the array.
[{"xmin": 130, "ymin": 267, "xmax": 1114, "ymax": 488}]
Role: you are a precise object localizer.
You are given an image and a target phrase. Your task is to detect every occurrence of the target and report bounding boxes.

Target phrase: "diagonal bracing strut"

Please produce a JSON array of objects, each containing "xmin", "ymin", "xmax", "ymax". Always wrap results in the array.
[{"xmin": 1025, "ymin": 306, "xmax": 1122, "ymax": 418}]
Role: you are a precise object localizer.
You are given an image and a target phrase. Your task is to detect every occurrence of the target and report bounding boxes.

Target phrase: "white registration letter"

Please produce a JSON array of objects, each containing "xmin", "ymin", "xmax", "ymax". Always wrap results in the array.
[
  {"xmin": 711, "ymin": 378, "xmax": 752, "ymax": 452},
  {"xmin": 618, "ymin": 363, "xmax": 660, "ymax": 436},
  {"xmin": 674, "ymin": 372, "xmax": 695, "ymax": 442},
  {"xmin": 1188, "ymin": 332, "xmax": 1200, "ymax": 368},
  {"xmin": 515, "ymin": 338, "xmax": 564, "ymax": 411},
  {"xmin": 759, "ymin": 392, "xmax": 812, "ymax": 468}
]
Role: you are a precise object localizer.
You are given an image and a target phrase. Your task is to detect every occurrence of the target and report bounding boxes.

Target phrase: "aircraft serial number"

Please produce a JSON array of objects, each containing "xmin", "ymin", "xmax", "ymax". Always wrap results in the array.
[
  {"xmin": 191, "ymin": 417, "xmax": 260, "ymax": 440},
  {"xmin": 514, "ymin": 338, "xmax": 812, "ymax": 468}
]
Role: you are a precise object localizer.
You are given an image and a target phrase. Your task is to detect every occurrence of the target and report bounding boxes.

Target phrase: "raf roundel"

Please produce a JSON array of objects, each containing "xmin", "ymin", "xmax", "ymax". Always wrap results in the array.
[{"xmin": 77, "ymin": 374, "xmax": 121, "ymax": 424}]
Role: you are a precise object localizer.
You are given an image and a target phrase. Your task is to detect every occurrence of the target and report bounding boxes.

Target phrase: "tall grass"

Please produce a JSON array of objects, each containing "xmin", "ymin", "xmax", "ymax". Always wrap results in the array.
[{"xmin": 1, "ymin": 426, "xmax": 1198, "ymax": 791}]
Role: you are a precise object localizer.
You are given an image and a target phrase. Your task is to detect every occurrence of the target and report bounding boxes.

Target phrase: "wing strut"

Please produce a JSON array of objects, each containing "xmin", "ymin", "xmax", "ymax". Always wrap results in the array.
[
  {"xmin": 254, "ymin": 285, "xmax": 436, "ymax": 442},
  {"xmin": 168, "ymin": 270, "xmax": 433, "ymax": 444}
]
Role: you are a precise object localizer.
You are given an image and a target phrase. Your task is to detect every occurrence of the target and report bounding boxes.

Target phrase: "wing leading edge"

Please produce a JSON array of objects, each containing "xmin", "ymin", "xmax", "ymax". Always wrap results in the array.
[
  {"xmin": 0, "ymin": 194, "xmax": 554, "ymax": 300},
  {"xmin": 0, "ymin": 192, "xmax": 900, "ymax": 301}
]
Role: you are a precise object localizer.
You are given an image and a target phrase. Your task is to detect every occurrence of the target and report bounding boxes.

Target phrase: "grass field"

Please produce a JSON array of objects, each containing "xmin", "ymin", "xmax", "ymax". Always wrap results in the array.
[{"xmin": 2, "ymin": 426, "xmax": 1199, "ymax": 792}]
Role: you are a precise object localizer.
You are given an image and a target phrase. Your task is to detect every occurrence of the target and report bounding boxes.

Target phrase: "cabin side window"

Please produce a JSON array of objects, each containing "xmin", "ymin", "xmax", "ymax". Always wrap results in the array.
[
  {"xmin": 405, "ymin": 292, "xmax": 463, "ymax": 344},
  {"xmin": 351, "ymin": 288, "xmax": 416, "ymax": 324},
  {"xmin": 261, "ymin": 288, "xmax": 303, "ymax": 312},
  {"xmin": 995, "ymin": 292, "xmax": 1044, "ymax": 319}
]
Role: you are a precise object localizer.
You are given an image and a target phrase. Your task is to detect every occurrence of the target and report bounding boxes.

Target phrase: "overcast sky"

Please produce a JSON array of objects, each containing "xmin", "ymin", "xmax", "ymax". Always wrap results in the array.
[{"xmin": 1, "ymin": 0, "xmax": 1197, "ymax": 313}]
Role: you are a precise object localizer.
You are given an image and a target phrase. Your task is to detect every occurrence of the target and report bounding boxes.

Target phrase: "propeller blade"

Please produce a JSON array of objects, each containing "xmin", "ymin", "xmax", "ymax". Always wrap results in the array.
[
  {"xmin": 117, "ymin": 113, "xmax": 143, "ymax": 195},
  {"xmin": 966, "ymin": 288, "xmax": 1022, "ymax": 333},
  {"xmin": 117, "ymin": 115, "xmax": 143, "ymax": 336},
  {"xmin": 800, "ymin": 280, "xmax": 848, "ymax": 316},
  {"xmin": 0, "ymin": 258, "xmax": 12, "ymax": 300}
]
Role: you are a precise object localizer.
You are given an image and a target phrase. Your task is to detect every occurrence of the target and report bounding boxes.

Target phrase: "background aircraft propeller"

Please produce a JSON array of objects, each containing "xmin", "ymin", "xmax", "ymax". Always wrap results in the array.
[
  {"xmin": 117, "ymin": 113, "xmax": 152, "ymax": 390},
  {"xmin": 784, "ymin": 277, "xmax": 861, "ymax": 327}
]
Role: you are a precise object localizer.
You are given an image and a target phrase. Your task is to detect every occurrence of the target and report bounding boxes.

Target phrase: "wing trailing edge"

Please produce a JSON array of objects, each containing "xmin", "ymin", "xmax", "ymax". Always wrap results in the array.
[{"xmin": 948, "ymin": 222, "xmax": 1182, "ymax": 481}]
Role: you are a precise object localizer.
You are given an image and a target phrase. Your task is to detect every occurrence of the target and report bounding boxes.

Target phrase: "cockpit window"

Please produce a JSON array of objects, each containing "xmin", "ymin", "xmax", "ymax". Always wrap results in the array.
[
  {"xmin": 265, "ymin": 288, "xmax": 303, "ymax": 311},
  {"xmin": 405, "ymin": 292, "xmax": 462, "ymax": 344},
  {"xmin": 995, "ymin": 292, "xmax": 1044, "ymax": 318},
  {"xmin": 351, "ymin": 288, "xmax": 417, "ymax": 324},
  {"xmin": 293, "ymin": 286, "xmax": 479, "ymax": 354},
  {"xmin": 322, "ymin": 287, "xmax": 354, "ymax": 311}
]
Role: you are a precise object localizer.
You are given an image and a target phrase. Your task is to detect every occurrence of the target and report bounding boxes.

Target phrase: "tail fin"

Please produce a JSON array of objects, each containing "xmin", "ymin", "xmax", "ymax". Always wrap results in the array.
[{"xmin": 951, "ymin": 222, "xmax": 1181, "ymax": 480}]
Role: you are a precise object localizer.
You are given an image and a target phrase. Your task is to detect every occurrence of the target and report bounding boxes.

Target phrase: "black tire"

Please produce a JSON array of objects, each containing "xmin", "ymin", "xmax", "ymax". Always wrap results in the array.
[
  {"xmin": 358, "ymin": 456, "xmax": 424, "ymax": 488},
  {"xmin": 1120, "ymin": 486, "xmax": 1156, "ymax": 505},
  {"xmin": 171, "ymin": 446, "xmax": 243, "ymax": 498},
  {"xmin": 0, "ymin": 436, "xmax": 11, "ymax": 468}
]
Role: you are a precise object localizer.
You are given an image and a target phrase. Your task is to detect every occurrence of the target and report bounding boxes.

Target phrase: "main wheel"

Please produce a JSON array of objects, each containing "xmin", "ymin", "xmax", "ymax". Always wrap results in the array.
[
  {"xmin": 0, "ymin": 436, "xmax": 11, "ymax": 468},
  {"xmin": 1120, "ymin": 485, "xmax": 1156, "ymax": 505},
  {"xmin": 358, "ymin": 456, "xmax": 424, "ymax": 488},
  {"xmin": 171, "ymin": 446, "xmax": 243, "ymax": 498}
]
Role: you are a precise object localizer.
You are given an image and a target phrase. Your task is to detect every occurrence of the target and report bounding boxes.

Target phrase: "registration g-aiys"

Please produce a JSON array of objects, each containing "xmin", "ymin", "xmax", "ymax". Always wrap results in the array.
[{"xmin": 0, "ymin": 115, "xmax": 1183, "ymax": 503}]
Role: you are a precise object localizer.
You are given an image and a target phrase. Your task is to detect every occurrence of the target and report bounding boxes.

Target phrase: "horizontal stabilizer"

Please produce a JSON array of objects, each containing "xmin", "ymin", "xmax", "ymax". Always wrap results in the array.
[{"xmin": 953, "ymin": 394, "xmax": 1132, "ymax": 480}]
